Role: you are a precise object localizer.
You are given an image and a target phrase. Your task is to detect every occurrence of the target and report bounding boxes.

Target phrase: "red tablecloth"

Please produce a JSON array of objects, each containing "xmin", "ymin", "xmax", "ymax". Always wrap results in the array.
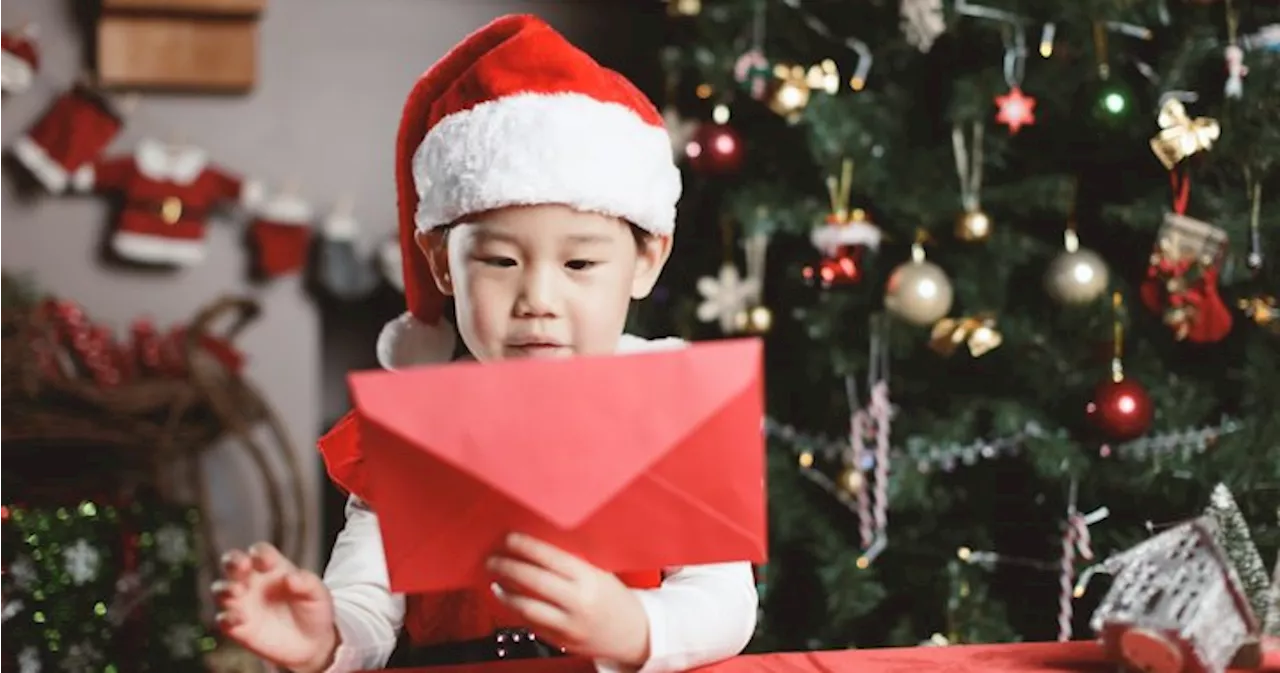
[{"xmin": 385, "ymin": 640, "xmax": 1280, "ymax": 673}]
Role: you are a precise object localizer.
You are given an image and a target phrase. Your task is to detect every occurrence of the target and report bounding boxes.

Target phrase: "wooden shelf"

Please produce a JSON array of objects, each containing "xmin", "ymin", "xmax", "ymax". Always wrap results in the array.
[
  {"xmin": 101, "ymin": 0, "xmax": 265, "ymax": 17},
  {"xmin": 97, "ymin": 15, "xmax": 258, "ymax": 91}
]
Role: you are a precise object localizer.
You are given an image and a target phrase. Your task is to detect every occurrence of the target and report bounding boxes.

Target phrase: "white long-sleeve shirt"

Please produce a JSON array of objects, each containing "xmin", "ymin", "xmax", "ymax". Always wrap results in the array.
[
  {"xmin": 320, "ymin": 497, "xmax": 759, "ymax": 673},
  {"xmin": 320, "ymin": 335, "xmax": 760, "ymax": 672}
]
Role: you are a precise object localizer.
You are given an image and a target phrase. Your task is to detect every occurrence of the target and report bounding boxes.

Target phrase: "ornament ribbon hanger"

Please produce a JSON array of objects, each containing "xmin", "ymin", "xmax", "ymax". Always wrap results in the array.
[
  {"xmin": 1244, "ymin": 166, "xmax": 1263, "ymax": 271},
  {"xmin": 994, "ymin": 26, "xmax": 1036, "ymax": 134},
  {"xmin": 1224, "ymin": 0, "xmax": 1247, "ymax": 99},
  {"xmin": 952, "ymin": 121, "xmax": 987, "ymax": 240}
]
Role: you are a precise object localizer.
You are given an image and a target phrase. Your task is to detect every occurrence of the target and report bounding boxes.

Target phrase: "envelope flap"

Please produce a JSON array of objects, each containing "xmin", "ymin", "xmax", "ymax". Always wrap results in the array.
[{"xmin": 348, "ymin": 339, "xmax": 762, "ymax": 529}]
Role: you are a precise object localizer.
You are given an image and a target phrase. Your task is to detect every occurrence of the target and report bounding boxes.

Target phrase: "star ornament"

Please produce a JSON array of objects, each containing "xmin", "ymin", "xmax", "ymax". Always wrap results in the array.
[{"xmin": 994, "ymin": 87, "xmax": 1037, "ymax": 134}]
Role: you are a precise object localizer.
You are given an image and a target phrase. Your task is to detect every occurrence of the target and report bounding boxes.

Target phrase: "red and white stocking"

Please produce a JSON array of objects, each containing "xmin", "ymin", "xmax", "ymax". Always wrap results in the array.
[
  {"xmin": 1, "ymin": 25, "xmax": 39, "ymax": 94},
  {"xmin": 11, "ymin": 85, "xmax": 123, "ymax": 193},
  {"xmin": 249, "ymin": 194, "xmax": 314, "ymax": 279},
  {"xmin": 1139, "ymin": 184, "xmax": 1233, "ymax": 344}
]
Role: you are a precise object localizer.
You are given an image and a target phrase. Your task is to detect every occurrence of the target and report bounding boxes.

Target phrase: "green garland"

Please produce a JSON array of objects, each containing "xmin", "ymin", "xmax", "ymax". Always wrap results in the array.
[{"xmin": 3, "ymin": 497, "xmax": 215, "ymax": 672}]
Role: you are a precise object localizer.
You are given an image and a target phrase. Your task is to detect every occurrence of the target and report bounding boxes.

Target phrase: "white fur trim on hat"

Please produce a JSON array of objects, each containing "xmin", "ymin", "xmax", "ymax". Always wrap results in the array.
[
  {"xmin": 413, "ymin": 92, "xmax": 681, "ymax": 236},
  {"xmin": 376, "ymin": 311, "xmax": 457, "ymax": 370}
]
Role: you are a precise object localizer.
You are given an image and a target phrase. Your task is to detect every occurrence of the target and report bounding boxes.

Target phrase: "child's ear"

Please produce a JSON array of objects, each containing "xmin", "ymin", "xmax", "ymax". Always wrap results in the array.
[
  {"xmin": 416, "ymin": 229, "xmax": 454, "ymax": 296},
  {"xmin": 630, "ymin": 234, "xmax": 673, "ymax": 300}
]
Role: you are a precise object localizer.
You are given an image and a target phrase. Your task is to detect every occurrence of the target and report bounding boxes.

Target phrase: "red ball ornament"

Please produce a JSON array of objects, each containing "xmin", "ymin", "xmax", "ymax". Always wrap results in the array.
[
  {"xmin": 1087, "ymin": 377, "xmax": 1154, "ymax": 441},
  {"xmin": 686, "ymin": 122, "xmax": 744, "ymax": 175}
]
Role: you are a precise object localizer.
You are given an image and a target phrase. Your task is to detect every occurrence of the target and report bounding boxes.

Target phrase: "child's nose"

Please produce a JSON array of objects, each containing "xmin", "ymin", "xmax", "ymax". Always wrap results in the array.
[{"xmin": 514, "ymin": 267, "xmax": 559, "ymax": 317}]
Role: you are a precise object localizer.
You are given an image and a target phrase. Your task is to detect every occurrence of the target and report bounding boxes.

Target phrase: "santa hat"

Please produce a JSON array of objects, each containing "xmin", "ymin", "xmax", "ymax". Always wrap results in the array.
[
  {"xmin": 1, "ymin": 27, "xmax": 39, "ymax": 94},
  {"xmin": 376, "ymin": 14, "xmax": 682, "ymax": 370}
]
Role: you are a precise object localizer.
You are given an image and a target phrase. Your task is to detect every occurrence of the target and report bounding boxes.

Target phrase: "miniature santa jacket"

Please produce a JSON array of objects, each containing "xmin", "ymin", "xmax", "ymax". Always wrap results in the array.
[
  {"xmin": 75, "ymin": 138, "xmax": 263, "ymax": 266},
  {"xmin": 319, "ymin": 334, "xmax": 759, "ymax": 673}
]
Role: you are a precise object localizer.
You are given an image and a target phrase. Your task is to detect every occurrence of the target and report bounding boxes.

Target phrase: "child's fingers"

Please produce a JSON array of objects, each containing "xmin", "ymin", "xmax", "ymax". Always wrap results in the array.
[
  {"xmin": 215, "ymin": 608, "xmax": 246, "ymax": 631},
  {"xmin": 491, "ymin": 582, "xmax": 570, "ymax": 634},
  {"xmin": 248, "ymin": 542, "xmax": 288, "ymax": 573},
  {"xmin": 487, "ymin": 555, "xmax": 575, "ymax": 608},
  {"xmin": 221, "ymin": 550, "xmax": 252, "ymax": 581},
  {"xmin": 210, "ymin": 579, "xmax": 244, "ymax": 607},
  {"xmin": 284, "ymin": 569, "xmax": 326, "ymax": 601}
]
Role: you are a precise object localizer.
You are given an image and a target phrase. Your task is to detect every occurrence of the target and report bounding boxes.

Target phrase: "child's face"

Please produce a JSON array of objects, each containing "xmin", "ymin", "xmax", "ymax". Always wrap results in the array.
[{"xmin": 417, "ymin": 204, "xmax": 672, "ymax": 361}]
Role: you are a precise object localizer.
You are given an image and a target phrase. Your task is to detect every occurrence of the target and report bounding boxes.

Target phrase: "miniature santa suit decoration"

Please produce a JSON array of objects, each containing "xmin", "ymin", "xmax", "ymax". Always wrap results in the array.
[
  {"xmin": 316, "ymin": 13, "xmax": 686, "ymax": 668},
  {"xmin": 11, "ymin": 85, "xmax": 123, "ymax": 194},
  {"xmin": 1, "ymin": 26, "xmax": 38, "ymax": 94},
  {"xmin": 248, "ymin": 192, "xmax": 314, "ymax": 279},
  {"xmin": 75, "ymin": 138, "xmax": 264, "ymax": 267}
]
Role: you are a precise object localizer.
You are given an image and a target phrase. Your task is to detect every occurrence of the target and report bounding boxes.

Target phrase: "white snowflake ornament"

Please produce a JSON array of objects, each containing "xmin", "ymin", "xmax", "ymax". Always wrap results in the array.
[
  {"xmin": 164, "ymin": 623, "xmax": 204, "ymax": 659},
  {"xmin": 697, "ymin": 263, "xmax": 761, "ymax": 334},
  {"xmin": 155, "ymin": 525, "xmax": 190, "ymax": 566},
  {"xmin": 63, "ymin": 539, "xmax": 101, "ymax": 586},
  {"xmin": 61, "ymin": 642, "xmax": 104, "ymax": 673},
  {"xmin": 3, "ymin": 597, "xmax": 25, "ymax": 622},
  {"xmin": 901, "ymin": 0, "xmax": 946, "ymax": 53},
  {"xmin": 18, "ymin": 646, "xmax": 41, "ymax": 673},
  {"xmin": 9, "ymin": 556, "xmax": 37, "ymax": 589}
]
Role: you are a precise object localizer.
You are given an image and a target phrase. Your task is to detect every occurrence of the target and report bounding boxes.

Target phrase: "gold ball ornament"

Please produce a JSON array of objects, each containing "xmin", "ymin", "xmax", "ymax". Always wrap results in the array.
[
  {"xmin": 1045, "ymin": 231, "xmax": 1109, "ymax": 305},
  {"xmin": 733, "ymin": 305, "xmax": 773, "ymax": 335},
  {"xmin": 838, "ymin": 467, "xmax": 864, "ymax": 494},
  {"xmin": 885, "ymin": 248, "xmax": 954, "ymax": 327},
  {"xmin": 955, "ymin": 209, "xmax": 991, "ymax": 242}
]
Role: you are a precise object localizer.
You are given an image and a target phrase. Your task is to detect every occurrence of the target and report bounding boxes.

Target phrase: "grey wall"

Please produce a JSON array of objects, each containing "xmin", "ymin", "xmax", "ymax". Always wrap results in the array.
[{"xmin": 1, "ymin": 0, "xmax": 663, "ymax": 571}]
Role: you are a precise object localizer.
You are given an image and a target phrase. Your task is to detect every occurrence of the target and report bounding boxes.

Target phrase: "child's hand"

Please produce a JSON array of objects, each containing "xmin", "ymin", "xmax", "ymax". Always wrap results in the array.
[
  {"xmin": 212, "ymin": 543, "xmax": 340, "ymax": 673},
  {"xmin": 487, "ymin": 533, "xmax": 650, "ymax": 667}
]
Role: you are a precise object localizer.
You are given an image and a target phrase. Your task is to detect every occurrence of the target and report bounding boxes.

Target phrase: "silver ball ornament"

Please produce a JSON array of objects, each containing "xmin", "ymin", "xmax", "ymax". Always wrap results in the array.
[
  {"xmin": 1045, "ymin": 247, "xmax": 1109, "ymax": 305},
  {"xmin": 885, "ymin": 259, "xmax": 954, "ymax": 326}
]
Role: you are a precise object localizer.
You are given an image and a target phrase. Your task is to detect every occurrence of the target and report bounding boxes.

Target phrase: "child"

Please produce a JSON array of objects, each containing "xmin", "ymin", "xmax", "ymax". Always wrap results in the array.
[{"xmin": 212, "ymin": 14, "xmax": 759, "ymax": 673}]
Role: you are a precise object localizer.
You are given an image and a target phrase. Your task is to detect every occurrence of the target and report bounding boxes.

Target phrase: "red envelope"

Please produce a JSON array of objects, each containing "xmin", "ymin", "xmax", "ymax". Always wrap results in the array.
[{"xmin": 347, "ymin": 338, "xmax": 767, "ymax": 594}]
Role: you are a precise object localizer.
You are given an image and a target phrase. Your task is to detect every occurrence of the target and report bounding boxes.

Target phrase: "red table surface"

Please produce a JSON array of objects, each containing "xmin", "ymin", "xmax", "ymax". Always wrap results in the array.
[{"xmin": 380, "ymin": 640, "xmax": 1280, "ymax": 673}]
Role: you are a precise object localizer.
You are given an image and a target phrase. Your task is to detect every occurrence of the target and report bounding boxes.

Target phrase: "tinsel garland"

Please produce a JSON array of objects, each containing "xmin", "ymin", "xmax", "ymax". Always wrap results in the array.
[{"xmin": 2, "ymin": 497, "xmax": 214, "ymax": 672}]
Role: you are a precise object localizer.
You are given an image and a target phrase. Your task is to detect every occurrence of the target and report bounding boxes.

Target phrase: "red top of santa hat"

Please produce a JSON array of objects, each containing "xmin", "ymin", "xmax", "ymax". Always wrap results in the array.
[
  {"xmin": 419, "ymin": 15, "xmax": 664, "ymax": 130},
  {"xmin": 376, "ymin": 14, "xmax": 681, "ymax": 370}
]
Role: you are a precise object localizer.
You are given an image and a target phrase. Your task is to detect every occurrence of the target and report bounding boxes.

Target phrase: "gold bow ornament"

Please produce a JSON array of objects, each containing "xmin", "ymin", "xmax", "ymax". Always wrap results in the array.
[
  {"xmin": 929, "ymin": 314, "xmax": 1003, "ymax": 357},
  {"xmin": 1149, "ymin": 99, "xmax": 1221, "ymax": 171},
  {"xmin": 1239, "ymin": 296, "xmax": 1278, "ymax": 334}
]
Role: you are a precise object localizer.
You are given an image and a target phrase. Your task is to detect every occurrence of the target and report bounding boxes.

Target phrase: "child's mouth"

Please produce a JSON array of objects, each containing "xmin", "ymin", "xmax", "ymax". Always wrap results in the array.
[{"xmin": 505, "ymin": 342, "xmax": 571, "ymax": 358}]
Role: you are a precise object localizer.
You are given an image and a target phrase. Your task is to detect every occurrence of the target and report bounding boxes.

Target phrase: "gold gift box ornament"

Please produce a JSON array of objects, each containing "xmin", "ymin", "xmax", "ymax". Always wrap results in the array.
[
  {"xmin": 1149, "ymin": 98, "xmax": 1220, "ymax": 171},
  {"xmin": 929, "ymin": 314, "xmax": 1003, "ymax": 358}
]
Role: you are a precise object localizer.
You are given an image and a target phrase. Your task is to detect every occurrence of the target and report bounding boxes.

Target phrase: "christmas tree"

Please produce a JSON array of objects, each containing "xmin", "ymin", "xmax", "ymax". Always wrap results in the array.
[{"xmin": 643, "ymin": 0, "xmax": 1280, "ymax": 649}]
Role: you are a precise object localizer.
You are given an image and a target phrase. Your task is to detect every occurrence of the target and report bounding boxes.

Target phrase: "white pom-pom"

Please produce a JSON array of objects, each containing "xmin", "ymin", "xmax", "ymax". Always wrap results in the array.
[{"xmin": 375, "ymin": 312, "xmax": 457, "ymax": 370}]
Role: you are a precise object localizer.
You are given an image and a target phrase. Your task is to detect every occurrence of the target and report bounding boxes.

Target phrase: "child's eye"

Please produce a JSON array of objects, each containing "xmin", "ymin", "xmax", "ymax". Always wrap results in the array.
[
  {"xmin": 565, "ymin": 260, "xmax": 599, "ymax": 271},
  {"xmin": 476, "ymin": 256, "xmax": 517, "ymax": 268}
]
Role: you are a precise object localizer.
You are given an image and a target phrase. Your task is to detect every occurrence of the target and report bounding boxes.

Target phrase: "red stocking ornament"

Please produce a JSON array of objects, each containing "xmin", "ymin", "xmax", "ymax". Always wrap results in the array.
[
  {"xmin": 11, "ymin": 85, "xmax": 123, "ymax": 193},
  {"xmin": 250, "ymin": 194, "xmax": 314, "ymax": 279},
  {"xmin": 1139, "ymin": 177, "xmax": 1232, "ymax": 343},
  {"xmin": 1, "ymin": 25, "xmax": 39, "ymax": 94}
]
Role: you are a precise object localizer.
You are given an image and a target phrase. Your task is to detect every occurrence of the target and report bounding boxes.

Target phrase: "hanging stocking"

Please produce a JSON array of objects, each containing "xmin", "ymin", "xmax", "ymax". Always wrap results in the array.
[
  {"xmin": 1, "ymin": 24, "xmax": 39, "ymax": 94},
  {"xmin": 317, "ymin": 208, "xmax": 379, "ymax": 301},
  {"xmin": 10, "ymin": 84, "xmax": 123, "ymax": 193},
  {"xmin": 249, "ymin": 193, "xmax": 314, "ymax": 280},
  {"xmin": 1138, "ymin": 173, "xmax": 1233, "ymax": 343}
]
